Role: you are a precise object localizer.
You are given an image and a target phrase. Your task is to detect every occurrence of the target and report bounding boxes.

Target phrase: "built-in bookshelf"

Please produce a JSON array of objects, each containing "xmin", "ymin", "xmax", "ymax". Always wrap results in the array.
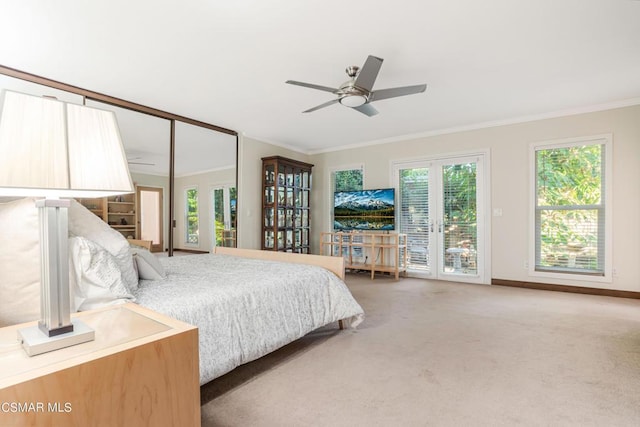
[{"xmin": 77, "ymin": 192, "xmax": 138, "ymax": 239}]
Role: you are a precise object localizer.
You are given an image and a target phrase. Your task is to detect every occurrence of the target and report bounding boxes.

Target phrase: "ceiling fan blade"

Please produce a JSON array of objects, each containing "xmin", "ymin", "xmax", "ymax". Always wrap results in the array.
[
  {"xmin": 370, "ymin": 84, "xmax": 427, "ymax": 102},
  {"xmin": 303, "ymin": 98, "xmax": 340, "ymax": 113},
  {"xmin": 128, "ymin": 161, "xmax": 155, "ymax": 166},
  {"xmin": 354, "ymin": 55, "xmax": 383, "ymax": 92},
  {"xmin": 286, "ymin": 80, "xmax": 338, "ymax": 93},
  {"xmin": 352, "ymin": 103, "xmax": 379, "ymax": 117}
]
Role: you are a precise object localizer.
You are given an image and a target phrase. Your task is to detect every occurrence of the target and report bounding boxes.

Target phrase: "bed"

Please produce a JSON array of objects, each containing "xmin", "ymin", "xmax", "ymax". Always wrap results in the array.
[
  {"xmin": 133, "ymin": 248, "xmax": 364, "ymax": 384},
  {"xmin": 0, "ymin": 198, "xmax": 365, "ymax": 385}
]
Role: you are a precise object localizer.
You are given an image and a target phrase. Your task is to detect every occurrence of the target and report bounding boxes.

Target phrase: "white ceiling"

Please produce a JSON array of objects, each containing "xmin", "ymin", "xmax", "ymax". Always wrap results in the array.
[{"xmin": 1, "ymin": 0, "xmax": 639, "ymax": 154}]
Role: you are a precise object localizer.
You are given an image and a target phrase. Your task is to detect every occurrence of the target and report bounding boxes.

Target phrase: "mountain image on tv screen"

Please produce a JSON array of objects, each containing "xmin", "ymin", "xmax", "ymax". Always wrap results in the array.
[{"xmin": 334, "ymin": 188, "xmax": 395, "ymax": 231}]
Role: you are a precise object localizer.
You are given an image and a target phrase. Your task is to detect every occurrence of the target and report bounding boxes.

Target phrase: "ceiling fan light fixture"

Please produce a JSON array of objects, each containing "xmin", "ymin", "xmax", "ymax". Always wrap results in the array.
[{"xmin": 339, "ymin": 94, "xmax": 367, "ymax": 108}]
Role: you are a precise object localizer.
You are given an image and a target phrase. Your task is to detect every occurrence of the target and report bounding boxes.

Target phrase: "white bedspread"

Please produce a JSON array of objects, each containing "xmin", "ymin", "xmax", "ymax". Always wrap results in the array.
[{"xmin": 133, "ymin": 253, "xmax": 364, "ymax": 385}]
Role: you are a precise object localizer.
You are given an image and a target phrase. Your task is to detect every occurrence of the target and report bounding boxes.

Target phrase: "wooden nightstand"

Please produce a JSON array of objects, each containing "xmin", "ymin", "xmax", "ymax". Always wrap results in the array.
[{"xmin": 0, "ymin": 303, "xmax": 199, "ymax": 426}]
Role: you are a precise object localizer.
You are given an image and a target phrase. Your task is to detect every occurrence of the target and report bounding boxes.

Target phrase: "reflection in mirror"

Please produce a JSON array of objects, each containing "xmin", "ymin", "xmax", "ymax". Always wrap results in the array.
[
  {"xmin": 173, "ymin": 121, "xmax": 237, "ymax": 254},
  {"xmin": 0, "ymin": 67, "xmax": 238, "ymax": 255},
  {"xmin": 86, "ymin": 100, "xmax": 171, "ymax": 252},
  {"xmin": 0, "ymin": 74, "xmax": 83, "ymax": 105}
]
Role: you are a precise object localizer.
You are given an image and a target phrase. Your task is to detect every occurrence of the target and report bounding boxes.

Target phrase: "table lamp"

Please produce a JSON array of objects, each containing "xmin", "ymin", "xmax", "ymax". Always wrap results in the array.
[{"xmin": 0, "ymin": 90, "xmax": 134, "ymax": 356}]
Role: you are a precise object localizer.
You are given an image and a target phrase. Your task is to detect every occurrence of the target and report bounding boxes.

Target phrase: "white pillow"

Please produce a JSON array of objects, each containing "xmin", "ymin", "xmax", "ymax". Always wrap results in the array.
[
  {"xmin": 0, "ymin": 198, "xmax": 40, "ymax": 327},
  {"xmin": 69, "ymin": 236, "xmax": 135, "ymax": 311},
  {"xmin": 131, "ymin": 247, "xmax": 166, "ymax": 281},
  {"xmin": 68, "ymin": 199, "xmax": 138, "ymax": 292}
]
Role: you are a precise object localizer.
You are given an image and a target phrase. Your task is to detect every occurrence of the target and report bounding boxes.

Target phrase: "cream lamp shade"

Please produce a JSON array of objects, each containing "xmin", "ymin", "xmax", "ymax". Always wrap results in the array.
[
  {"xmin": 0, "ymin": 90, "xmax": 134, "ymax": 198},
  {"xmin": 0, "ymin": 89, "xmax": 134, "ymax": 356}
]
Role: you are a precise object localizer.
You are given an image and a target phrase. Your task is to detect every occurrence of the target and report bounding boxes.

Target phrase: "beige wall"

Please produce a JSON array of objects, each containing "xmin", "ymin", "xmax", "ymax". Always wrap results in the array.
[
  {"xmin": 239, "ymin": 105, "xmax": 640, "ymax": 292},
  {"xmin": 316, "ymin": 106, "xmax": 640, "ymax": 291}
]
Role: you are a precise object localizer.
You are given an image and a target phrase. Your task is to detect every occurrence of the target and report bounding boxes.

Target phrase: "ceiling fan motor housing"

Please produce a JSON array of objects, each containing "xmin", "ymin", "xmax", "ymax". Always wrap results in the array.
[{"xmin": 337, "ymin": 79, "xmax": 369, "ymax": 107}]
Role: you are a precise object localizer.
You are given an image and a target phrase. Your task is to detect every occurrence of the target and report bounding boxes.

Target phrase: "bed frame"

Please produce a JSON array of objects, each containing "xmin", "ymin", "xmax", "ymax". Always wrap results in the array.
[
  {"xmin": 214, "ymin": 247, "xmax": 347, "ymax": 329},
  {"xmin": 214, "ymin": 247, "xmax": 345, "ymax": 280},
  {"xmin": 128, "ymin": 239, "xmax": 152, "ymax": 251}
]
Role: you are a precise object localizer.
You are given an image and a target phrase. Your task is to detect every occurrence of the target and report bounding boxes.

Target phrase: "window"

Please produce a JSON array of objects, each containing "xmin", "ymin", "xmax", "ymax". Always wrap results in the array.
[
  {"xmin": 331, "ymin": 166, "xmax": 364, "ymax": 256},
  {"xmin": 185, "ymin": 187, "xmax": 199, "ymax": 245},
  {"xmin": 532, "ymin": 135, "xmax": 611, "ymax": 277},
  {"xmin": 333, "ymin": 167, "xmax": 364, "ymax": 192}
]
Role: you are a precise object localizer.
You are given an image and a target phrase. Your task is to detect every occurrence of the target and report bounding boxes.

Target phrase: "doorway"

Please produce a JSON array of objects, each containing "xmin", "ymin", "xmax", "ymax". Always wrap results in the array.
[
  {"xmin": 136, "ymin": 186, "xmax": 164, "ymax": 252},
  {"xmin": 394, "ymin": 153, "xmax": 489, "ymax": 284}
]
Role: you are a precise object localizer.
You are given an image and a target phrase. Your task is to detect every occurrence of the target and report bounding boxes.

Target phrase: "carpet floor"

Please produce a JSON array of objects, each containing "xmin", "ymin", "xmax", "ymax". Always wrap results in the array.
[{"xmin": 200, "ymin": 274, "xmax": 640, "ymax": 426}]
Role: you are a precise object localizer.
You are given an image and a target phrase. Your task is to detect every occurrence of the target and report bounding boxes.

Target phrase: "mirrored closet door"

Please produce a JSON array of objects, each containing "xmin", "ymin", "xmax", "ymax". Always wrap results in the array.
[{"xmin": 0, "ymin": 65, "xmax": 238, "ymax": 255}]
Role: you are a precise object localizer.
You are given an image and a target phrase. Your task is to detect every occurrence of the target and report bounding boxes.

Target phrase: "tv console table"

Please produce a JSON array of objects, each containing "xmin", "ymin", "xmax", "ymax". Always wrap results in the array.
[{"xmin": 321, "ymin": 232, "xmax": 407, "ymax": 280}]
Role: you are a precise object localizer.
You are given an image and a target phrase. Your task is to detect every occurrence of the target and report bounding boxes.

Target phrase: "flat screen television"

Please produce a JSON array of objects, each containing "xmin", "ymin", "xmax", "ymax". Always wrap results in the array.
[{"xmin": 334, "ymin": 188, "xmax": 395, "ymax": 231}]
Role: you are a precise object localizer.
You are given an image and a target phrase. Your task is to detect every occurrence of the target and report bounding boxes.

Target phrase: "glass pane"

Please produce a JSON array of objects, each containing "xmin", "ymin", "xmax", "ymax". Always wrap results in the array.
[
  {"xmin": 185, "ymin": 188, "xmax": 198, "ymax": 244},
  {"xmin": 265, "ymin": 165, "xmax": 275, "ymax": 184},
  {"xmin": 295, "ymin": 209, "xmax": 302, "ymax": 227},
  {"xmin": 265, "ymin": 207, "xmax": 274, "ymax": 227},
  {"xmin": 286, "ymin": 188, "xmax": 294, "ymax": 206},
  {"xmin": 399, "ymin": 168, "xmax": 430, "ymax": 272},
  {"xmin": 334, "ymin": 169, "xmax": 363, "ymax": 192},
  {"xmin": 294, "ymin": 189, "xmax": 301, "ymax": 207},
  {"xmin": 213, "ymin": 188, "xmax": 224, "ymax": 246},
  {"xmin": 230, "ymin": 187, "xmax": 237, "ymax": 233},
  {"xmin": 286, "ymin": 209, "xmax": 293, "ymax": 227},
  {"xmin": 537, "ymin": 145, "xmax": 602, "ymax": 207},
  {"xmin": 265, "ymin": 186, "xmax": 274, "ymax": 204},
  {"xmin": 265, "ymin": 231, "xmax": 274, "ymax": 249},
  {"xmin": 442, "ymin": 163, "xmax": 477, "ymax": 275},
  {"xmin": 537, "ymin": 208, "xmax": 602, "ymax": 272},
  {"xmin": 277, "ymin": 209, "xmax": 285, "ymax": 228}
]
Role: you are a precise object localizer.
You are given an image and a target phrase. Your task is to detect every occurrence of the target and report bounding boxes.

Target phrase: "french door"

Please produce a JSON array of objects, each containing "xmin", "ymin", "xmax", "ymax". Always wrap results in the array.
[
  {"xmin": 211, "ymin": 185, "xmax": 237, "ymax": 249},
  {"xmin": 394, "ymin": 154, "xmax": 488, "ymax": 283}
]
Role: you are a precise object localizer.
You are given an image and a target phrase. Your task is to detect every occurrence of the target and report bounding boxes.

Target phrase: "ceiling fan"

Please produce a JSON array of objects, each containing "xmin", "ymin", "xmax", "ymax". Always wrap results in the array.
[
  {"xmin": 127, "ymin": 156, "xmax": 155, "ymax": 166},
  {"xmin": 286, "ymin": 55, "xmax": 427, "ymax": 117}
]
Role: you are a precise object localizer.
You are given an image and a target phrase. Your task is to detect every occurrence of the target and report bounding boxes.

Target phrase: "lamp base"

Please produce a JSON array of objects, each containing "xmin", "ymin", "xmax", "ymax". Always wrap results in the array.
[{"xmin": 18, "ymin": 319, "xmax": 95, "ymax": 357}]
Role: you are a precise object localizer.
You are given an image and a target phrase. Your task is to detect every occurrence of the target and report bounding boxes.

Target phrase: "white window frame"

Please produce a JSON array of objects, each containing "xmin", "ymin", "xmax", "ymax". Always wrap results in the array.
[
  {"xmin": 529, "ymin": 134, "xmax": 612, "ymax": 282},
  {"xmin": 184, "ymin": 186, "xmax": 199, "ymax": 247}
]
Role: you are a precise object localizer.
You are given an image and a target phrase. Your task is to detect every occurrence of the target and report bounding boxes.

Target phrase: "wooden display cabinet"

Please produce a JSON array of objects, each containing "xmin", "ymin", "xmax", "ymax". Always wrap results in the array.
[{"xmin": 261, "ymin": 156, "xmax": 313, "ymax": 253}]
